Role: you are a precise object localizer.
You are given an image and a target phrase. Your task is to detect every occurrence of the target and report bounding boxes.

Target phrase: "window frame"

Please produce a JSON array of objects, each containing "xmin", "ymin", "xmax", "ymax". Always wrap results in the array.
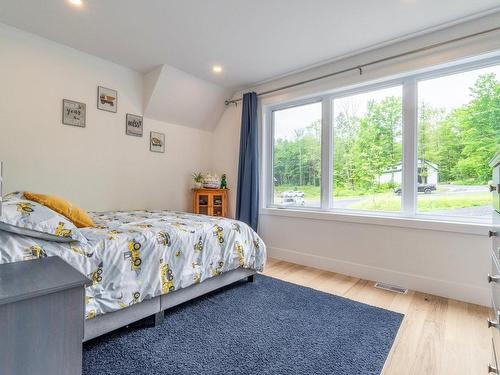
[{"xmin": 263, "ymin": 54, "xmax": 500, "ymax": 225}]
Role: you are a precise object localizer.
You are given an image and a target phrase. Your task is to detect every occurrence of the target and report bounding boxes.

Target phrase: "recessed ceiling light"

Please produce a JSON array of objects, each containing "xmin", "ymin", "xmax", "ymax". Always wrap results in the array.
[
  {"xmin": 212, "ymin": 65, "xmax": 222, "ymax": 73},
  {"xmin": 68, "ymin": 0, "xmax": 83, "ymax": 6}
]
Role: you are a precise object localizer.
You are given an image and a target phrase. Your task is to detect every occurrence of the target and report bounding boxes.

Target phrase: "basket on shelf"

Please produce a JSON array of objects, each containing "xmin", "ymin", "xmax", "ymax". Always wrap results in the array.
[{"xmin": 203, "ymin": 174, "xmax": 221, "ymax": 189}]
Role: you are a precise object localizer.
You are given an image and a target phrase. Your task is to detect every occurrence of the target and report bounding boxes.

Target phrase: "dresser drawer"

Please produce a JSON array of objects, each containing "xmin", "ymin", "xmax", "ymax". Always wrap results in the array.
[
  {"xmin": 492, "ymin": 155, "xmax": 500, "ymax": 213},
  {"xmin": 492, "ymin": 226, "xmax": 500, "ymax": 262},
  {"xmin": 492, "ymin": 186, "xmax": 500, "ymax": 214},
  {"xmin": 490, "ymin": 298, "xmax": 500, "ymax": 358},
  {"xmin": 491, "ymin": 338, "xmax": 500, "ymax": 374},
  {"xmin": 493, "ymin": 234, "xmax": 500, "ymax": 262},
  {"xmin": 490, "ymin": 254, "xmax": 500, "ymax": 309}
]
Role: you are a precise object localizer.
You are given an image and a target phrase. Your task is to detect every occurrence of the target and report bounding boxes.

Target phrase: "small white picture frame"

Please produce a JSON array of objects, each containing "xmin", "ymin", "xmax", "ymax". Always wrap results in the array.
[
  {"xmin": 97, "ymin": 86, "xmax": 117, "ymax": 113},
  {"xmin": 62, "ymin": 99, "xmax": 86, "ymax": 127},
  {"xmin": 150, "ymin": 131, "xmax": 165, "ymax": 153},
  {"xmin": 126, "ymin": 114, "xmax": 143, "ymax": 137}
]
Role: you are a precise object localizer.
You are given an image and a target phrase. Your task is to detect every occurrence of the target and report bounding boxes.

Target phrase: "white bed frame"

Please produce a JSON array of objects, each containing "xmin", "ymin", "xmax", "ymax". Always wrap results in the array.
[{"xmin": 0, "ymin": 161, "xmax": 257, "ymax": 342}]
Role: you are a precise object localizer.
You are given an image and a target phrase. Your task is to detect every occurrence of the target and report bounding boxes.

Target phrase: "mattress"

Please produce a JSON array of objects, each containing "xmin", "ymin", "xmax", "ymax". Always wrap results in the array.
[{"xmin": 0, "ymin": 210, "xmax": 266, "ymax": 319}]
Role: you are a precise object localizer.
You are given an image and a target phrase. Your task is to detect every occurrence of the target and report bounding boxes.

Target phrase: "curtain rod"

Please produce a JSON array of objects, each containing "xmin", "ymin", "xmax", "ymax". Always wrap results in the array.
[{"xmin": 224, "ymin": 25, "xmax": 500, "ymax": 106}]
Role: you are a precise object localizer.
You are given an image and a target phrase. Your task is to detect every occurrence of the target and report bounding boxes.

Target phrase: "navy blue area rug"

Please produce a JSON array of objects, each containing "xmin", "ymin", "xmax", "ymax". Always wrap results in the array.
[{"xmin": 83, "ymin": 275, "xmax": 403, "ymax": 375}]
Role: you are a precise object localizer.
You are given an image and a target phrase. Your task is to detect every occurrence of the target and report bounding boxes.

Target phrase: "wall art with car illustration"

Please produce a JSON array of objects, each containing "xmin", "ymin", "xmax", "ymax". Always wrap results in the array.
[
  {"xmin": 150, "ymin": 131, "xmax": 165, "ymax": 153},
  {"xmin": 126, "ymin": 114, "xmax": 143, "ymax": 137},
  {"xmin": 97, "ymin": 86, "xmax": 117, "ymax": 112},
  {"xmin": 62, "ymin": 99, "xmax": 86, "ymax": 127}
]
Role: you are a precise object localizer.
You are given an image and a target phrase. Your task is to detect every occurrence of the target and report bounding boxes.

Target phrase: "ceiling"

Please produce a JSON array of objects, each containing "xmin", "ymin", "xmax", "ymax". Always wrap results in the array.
[{"xmin": 0, "ymin": 0, "xmax": 499, "ymax": 90}]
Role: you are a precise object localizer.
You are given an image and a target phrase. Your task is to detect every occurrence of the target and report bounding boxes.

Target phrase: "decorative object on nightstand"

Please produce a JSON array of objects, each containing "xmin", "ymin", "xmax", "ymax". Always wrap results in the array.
[
  {"xmin": 220, "ymin": 174, "xmax": 228, "ymax": 189},
  {"xmin": 0, "ymin": 256, "xmax": 90, "ymax": 375},
  {"xmin": 193, "ymin": 188, "xmax": 229, "ymax": 217},
  {"xmin": 203, "ymin": 173, "xmax": 220, "ymax": 189},
  {"xmin": 192, "ymin": 172, "xmax": 204, "ymax": 189}
]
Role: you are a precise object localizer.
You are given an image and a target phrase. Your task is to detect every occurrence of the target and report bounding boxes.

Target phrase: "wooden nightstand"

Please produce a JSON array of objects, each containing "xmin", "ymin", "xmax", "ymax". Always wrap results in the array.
[
  {"xmin": 0, "ymin": 257, "xmax": 90, "ymax": 375},
  {"xmin": 193, "ymin": 188, "xmax": 229, "ymax": 217}
]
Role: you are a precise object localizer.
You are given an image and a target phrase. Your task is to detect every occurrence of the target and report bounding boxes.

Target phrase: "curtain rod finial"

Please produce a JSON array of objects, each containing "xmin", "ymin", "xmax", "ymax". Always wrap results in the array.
[{"xmin": 225, "ymin": 99, "xmax": 238, "ymax": 106}]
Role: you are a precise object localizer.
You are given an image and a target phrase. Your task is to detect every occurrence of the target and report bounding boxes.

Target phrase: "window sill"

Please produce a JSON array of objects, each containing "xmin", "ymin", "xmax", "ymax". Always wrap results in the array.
[{"xmin": 260, "ymin": 207, "xmax": 493, "ymax": 236}]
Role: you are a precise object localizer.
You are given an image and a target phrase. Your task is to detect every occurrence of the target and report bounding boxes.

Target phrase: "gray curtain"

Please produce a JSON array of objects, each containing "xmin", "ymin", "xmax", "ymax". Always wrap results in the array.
[{"xmin": 236, "ymin": 92, "xmax": 259, "ymax": 231}]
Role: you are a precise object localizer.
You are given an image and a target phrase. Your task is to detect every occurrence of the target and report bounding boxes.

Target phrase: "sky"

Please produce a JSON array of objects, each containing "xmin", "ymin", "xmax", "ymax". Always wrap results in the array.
[{"xmin": 274, "ymin": 64, "xmax": 500, "ymax": 141}]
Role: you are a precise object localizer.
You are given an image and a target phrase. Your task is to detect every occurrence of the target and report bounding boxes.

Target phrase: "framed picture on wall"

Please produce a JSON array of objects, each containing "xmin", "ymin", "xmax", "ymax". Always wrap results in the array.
[
  {"xmin": 62, "ymin": 99, "xmax": 86, "ymax": 127},
  {"xmin": 126, "ymin": 114, "xmax": 143, "ymax": 137},
  {"xmin": 150, "ymin": 131, "xmax": 165, "ymax": 153},
  {"xmin": 97, "ymin": 86, "xmax": 117, "ymax": 112}
]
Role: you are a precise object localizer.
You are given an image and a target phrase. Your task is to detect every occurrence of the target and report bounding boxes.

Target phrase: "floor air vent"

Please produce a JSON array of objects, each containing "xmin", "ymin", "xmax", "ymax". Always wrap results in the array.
[{"xmin": 374, "ymin": 282, "xmax": 408, "ymax": 294}]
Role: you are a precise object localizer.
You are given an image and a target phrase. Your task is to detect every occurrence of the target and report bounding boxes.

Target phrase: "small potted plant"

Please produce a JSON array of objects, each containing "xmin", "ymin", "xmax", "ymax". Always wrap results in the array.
[{"xmin": 192, "ymin": 172, "xmax": 204, "ymax": 189}]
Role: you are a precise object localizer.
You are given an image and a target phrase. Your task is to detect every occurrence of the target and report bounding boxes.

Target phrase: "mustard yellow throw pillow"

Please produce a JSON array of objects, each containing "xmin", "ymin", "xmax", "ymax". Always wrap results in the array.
[{"xmin": 23, "ymin": 192, "xmax": 95, "ymax": 228}]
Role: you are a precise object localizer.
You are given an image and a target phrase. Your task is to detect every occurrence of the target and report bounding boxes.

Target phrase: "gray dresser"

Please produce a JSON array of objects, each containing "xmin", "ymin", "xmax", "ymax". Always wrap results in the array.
[
  {"xmin": 488, "ymin": 153, "xmax": 500, "ymax": 374},
  {"xmin": 0, "ymin": 256, "xmax": 90, "ymax": 375}
]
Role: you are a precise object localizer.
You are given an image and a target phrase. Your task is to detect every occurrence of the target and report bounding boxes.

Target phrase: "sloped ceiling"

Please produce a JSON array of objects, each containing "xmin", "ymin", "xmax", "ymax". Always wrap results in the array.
[{"xmin": 143, "ymin": 65, "xmax": 230, "ymax": 131}]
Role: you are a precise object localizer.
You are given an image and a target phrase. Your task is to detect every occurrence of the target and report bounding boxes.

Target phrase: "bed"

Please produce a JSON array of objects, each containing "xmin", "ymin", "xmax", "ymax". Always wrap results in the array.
[{"xmin": 0, "ymin": 200, "xmax": 266, "ymax": 341}]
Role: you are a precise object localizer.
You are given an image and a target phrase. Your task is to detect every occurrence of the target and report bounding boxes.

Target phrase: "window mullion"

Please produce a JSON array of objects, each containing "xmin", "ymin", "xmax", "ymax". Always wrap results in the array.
[
  {"xmin": 320, "ymin": 97, "xmax": 332, "ymax": 210},
  {"xmin": 402, "ymin": 79, "xmax": 417, "ymax": 215},
  {"xmin": 264, "ymin": 110, "xmax": 274, "ymax": 209}
]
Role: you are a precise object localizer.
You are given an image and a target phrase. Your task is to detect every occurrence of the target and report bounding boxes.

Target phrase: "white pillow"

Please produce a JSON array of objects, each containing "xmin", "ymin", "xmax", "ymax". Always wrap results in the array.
[{"xmin": 0, "ymin": 192, "xmax": 87, "ymax": 243}]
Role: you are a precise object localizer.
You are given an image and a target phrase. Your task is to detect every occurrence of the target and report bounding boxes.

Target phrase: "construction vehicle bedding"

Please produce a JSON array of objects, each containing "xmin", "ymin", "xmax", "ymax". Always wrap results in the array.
[{"xmin": 0, "ymin": 210, "xmax": 266, "ymax": 319}]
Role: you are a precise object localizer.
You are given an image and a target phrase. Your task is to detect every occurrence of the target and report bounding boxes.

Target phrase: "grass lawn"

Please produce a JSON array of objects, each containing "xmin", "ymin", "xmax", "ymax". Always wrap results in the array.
[
  {"xmin": 349, "ymin": 193, "xmax": 401, "ymax": 211},
  {"xmin": 352, "ymin": 192, "xmax": 490, "ymax": 212},
  {"xmin": 274, "ymin": 184, "xmax": 490, "ymax": 212},
  {"xmin": 416, "ymin": 192, "xmax": 491, "ymax": 212}
]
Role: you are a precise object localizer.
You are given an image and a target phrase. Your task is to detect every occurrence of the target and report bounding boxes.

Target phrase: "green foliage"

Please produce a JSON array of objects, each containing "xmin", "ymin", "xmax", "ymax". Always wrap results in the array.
[
  {"xmin": 418, "ymin": 73, "xmax": 500, "ymax": 184},
  {"xmin": 333, "ymin": 96, "xmax": 403, "ymax": 192},
  {"xmin": 273, "ymin": 120, "xmax": 321, "ymax": 187},
  {"xmin": 192, "ymin": 172, "xmax": 204, "ymax": 183}
]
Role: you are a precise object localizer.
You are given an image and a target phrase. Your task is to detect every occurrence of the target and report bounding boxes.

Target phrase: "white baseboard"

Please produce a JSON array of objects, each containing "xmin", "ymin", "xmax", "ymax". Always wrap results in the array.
[{"xmin": 268, "ymin": 246, "xmax": 489, "ymax": 306}]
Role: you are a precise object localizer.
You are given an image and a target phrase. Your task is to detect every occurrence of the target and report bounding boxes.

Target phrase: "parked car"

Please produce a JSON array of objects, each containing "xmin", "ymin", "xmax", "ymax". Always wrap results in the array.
[
  {"xmin": 394, "ymin": 184, "xmax": 436, "ymax": 195},
  {"xmin": 281, "ymin": 191, "xmax": 305, "ymax": 205}
]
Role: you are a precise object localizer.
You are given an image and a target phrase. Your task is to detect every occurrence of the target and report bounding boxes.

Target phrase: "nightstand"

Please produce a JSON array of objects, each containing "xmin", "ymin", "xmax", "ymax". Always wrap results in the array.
[
  {"xmin": 193, "ymin": 188, "xmax": 229, "ymax": 217},
  {"xmin": 0, "ymin": 256, "xmax": 90, "ymax": 375}
]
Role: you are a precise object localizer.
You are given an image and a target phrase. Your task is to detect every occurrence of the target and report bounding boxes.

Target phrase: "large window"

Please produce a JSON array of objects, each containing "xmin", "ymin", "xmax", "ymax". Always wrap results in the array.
[
  {"xmin": 332, "ymin": 86, "xmax": 402, "ymax": 212},
  {"xmin": 417, "ymin": 66, "xmax": 500, "ymax": 219},
  {"xmin": 267, "ymin": 57, "xmax": 500, "ymax": 222},
  {"xmin": 272, "ymin": 102, "xmax": 322, "ymax": 207}
]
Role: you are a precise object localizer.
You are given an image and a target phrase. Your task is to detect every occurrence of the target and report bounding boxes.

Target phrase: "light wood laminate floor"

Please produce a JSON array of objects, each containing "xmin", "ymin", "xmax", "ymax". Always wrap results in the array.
[{"xmin": 262, "ymin": 258, "xmax": 489, "ymax": 375}]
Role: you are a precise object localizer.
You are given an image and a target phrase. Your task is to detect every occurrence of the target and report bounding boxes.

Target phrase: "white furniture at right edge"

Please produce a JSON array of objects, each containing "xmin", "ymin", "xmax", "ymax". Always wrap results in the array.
[{"xmin": 488, "ymin": 152, "xmax": 500, "ymax": 374}]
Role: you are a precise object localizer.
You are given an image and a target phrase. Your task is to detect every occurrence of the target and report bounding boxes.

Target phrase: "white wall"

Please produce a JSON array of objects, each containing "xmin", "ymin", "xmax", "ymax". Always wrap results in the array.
[
  {"xmin": 213, "ymin": 12, "xmax": 500, "ymax": 306},
  {"xmin": 0, "ymin": 23, "xmax": 213, "ymax": 212},
  {"xmin": 211, "ymin": 105, "xmax": 242, "ymax": 218},
  {"xmin": 144, "ymin": 64, "xmax": 230, "ymax": 131}
]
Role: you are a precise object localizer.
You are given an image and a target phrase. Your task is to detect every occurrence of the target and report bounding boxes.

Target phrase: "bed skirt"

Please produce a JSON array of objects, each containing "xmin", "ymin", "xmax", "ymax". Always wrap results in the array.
[{"xmin": 84, "ymin": 268, "xmax": 255, "ymax": 341}]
